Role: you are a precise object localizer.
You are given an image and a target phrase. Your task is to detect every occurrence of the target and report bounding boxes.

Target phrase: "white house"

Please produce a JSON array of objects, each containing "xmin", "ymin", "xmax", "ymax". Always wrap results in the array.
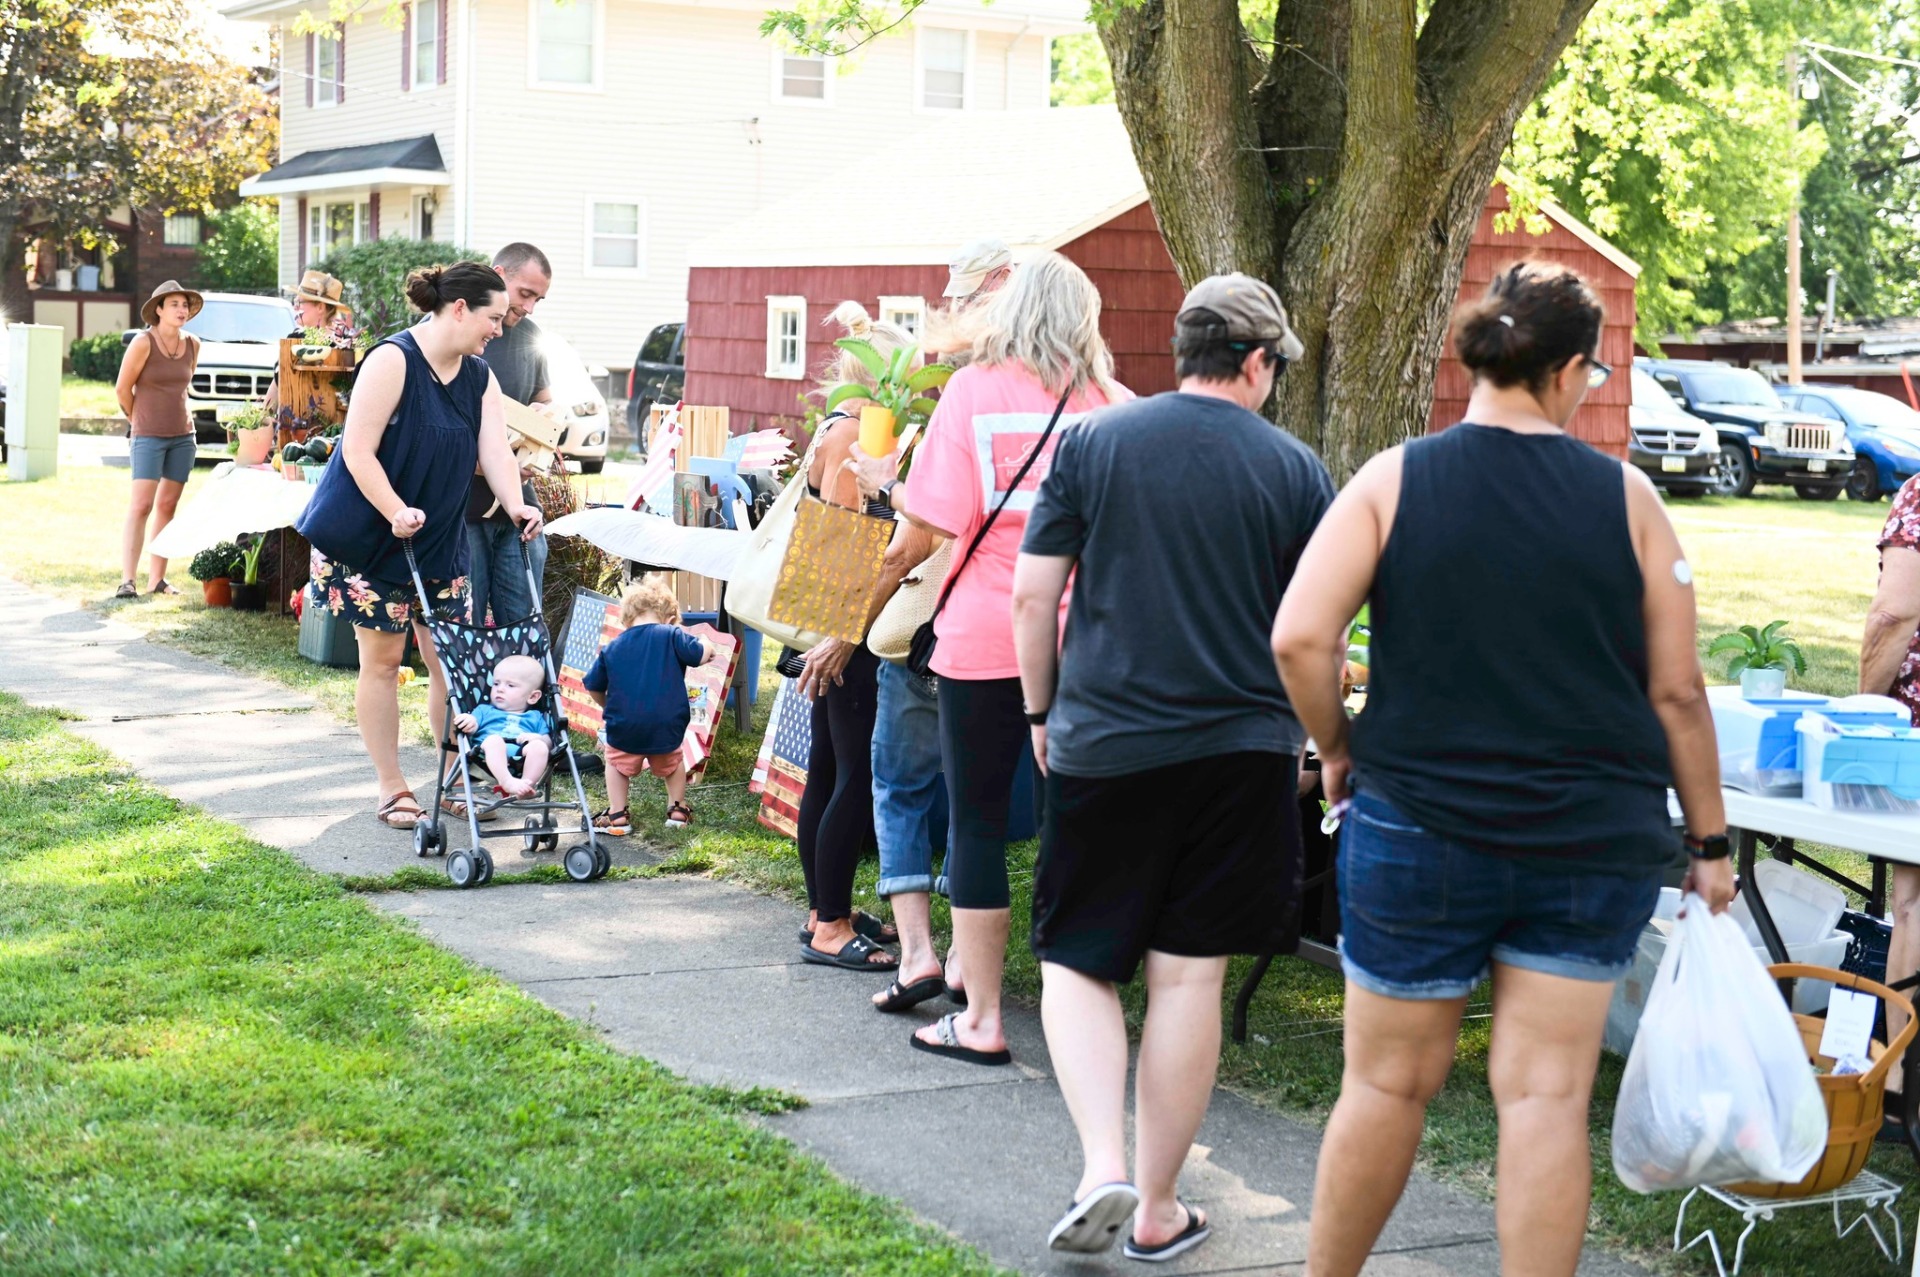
[{"xmin": 225, "ymin": 0, "xmax": 1090, "ymax": 370}]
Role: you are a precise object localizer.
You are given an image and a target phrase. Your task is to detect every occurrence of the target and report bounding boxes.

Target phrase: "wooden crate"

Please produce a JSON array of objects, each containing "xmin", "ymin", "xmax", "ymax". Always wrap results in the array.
[{"xmin": 653, "ymin": 405, "xmax": 730, "ymax": 615}]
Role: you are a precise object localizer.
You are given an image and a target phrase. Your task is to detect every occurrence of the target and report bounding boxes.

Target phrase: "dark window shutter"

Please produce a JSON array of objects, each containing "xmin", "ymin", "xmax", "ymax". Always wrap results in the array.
[
  {"xmin": 335, "ymin": 24, "xmax": 345, "ymax": 103},
  {"xmin": 304, "ymin": 33, "xmax": 313, "ymax": 107},
  {"xmin": 402, "ymin": 6, "xmax": 412, "ymax": 91},
  {"xmin": 436, "ymin": 0, "xmax": 447, "ymax": 86},
  {"xmin": 297, "ymin": 198, "xmax": 308, "ymax": 267},
  {"xmin": 368, "ymin": 193, "xmax": 380, "ymax": 240}
]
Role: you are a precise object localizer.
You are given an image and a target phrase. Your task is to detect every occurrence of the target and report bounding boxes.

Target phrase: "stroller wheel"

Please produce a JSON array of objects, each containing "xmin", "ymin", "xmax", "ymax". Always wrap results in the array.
[
  {"xmin": 591, "ymin": 844, "xmax": 612, "ymax": 880},
  {"xmin": 564, "ymin": 843, "xmax": 597, "ymax": 882},
  {"xmin": 474, "ymin": 846, "xmax": 495, "ymax": 886},
  {"xmin": 414, "ymin": 821, "xmax": 446, "ymax": 859},
  {"xmin": 446, "ymin": 849, "xmax": 479, "ymax": 888}
]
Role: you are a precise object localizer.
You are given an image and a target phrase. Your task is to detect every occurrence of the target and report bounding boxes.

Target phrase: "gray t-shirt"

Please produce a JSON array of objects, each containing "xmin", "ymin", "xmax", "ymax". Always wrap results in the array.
[
  {"xmin": 468, "ymin": 315, "xmax": 552, "ymax": 522},
  {"xmin": 1021, "ymin": 391, "xmax": 1336, "ymax": 778}
]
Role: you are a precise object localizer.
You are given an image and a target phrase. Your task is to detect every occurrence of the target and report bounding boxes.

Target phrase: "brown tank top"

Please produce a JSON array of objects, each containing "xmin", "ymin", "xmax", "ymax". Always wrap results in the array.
[{"xmin": 129, "ymin": 332, "xmax": 194, "ymax": 438}]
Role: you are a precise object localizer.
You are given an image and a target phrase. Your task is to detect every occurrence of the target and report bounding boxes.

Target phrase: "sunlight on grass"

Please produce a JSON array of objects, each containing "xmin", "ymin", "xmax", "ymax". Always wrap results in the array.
[{"xmin": 60, "ymin": 376, "xmax": 121, "ymax": 419}]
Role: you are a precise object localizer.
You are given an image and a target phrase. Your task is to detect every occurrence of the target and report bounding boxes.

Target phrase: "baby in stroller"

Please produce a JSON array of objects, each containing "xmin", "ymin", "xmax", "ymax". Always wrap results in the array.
[{"xmin": 454, "ymin": 654, "xmax": 552, "ymax": 798}]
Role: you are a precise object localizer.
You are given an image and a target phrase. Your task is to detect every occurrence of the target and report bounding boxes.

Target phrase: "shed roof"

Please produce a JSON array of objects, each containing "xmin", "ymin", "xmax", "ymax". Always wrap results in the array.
[{"xmin": 688, "ymin": 107, "xmax": 1640, "ymax": 279}]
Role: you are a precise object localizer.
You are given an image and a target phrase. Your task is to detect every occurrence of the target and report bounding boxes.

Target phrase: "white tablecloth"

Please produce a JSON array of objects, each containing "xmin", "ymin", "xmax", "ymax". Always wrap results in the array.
[{"xmin": 148, "ymin": 464, "xmax": 316, "ymax": 560}]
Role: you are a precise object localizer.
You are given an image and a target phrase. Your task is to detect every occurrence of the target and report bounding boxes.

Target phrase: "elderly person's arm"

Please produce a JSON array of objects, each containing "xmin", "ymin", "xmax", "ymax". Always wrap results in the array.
[
  {"xmin": 477, "ymin": 372, "xmax": 544, "ymax": 540},
  {"xmin": 1862, "ymin": 546, "xmax": 1920, "ymax": 696},
  {"xmin": 339, "ymin": 345, "xmax": 425, "ymax": 539}
]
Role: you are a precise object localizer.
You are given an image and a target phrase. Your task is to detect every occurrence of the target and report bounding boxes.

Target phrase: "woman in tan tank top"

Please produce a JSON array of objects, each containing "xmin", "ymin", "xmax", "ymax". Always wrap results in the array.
[{"xmin": 114, "ymin": 281, "xmax": 202, "ymax": 598}]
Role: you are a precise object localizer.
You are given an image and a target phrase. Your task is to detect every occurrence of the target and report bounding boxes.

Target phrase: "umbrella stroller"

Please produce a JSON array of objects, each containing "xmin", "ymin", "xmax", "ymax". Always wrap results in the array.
[{"xmin": 403, "ymin": 540, "xmax": 607, "ymax": 886}]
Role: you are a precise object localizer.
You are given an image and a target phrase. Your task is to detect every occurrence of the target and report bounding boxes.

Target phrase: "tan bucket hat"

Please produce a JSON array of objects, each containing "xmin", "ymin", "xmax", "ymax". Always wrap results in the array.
[
  {"xmin": 141, "ymin": 280, "xmax": 205, "ymax": 328},
  {"xmin": 289, "ymin": 268, "xmax": 352, "ymax": 317}
]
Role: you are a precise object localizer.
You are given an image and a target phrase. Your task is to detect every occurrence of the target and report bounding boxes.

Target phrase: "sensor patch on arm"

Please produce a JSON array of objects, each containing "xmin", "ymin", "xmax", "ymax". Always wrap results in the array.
[{"xmin": 1672, "ymin": 559, "xmax": 1693, "ymax": 586}]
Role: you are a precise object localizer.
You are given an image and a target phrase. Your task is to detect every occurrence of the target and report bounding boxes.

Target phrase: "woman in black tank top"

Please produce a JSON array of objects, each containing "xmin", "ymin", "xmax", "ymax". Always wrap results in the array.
[{"xmin": 1272, "ymin": 263, "xmax": 1734, "ymax": 1277}]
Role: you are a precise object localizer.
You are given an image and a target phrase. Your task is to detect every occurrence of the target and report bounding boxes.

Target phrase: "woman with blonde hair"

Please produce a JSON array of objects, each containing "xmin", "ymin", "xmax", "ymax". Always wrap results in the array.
[
  {"xmin": 852, "ymin": 250, "xmax": 1130, "ymax": 1063},
  {"xmin": 790, "ymin": 300, "xmax": 919, "ymax": 972}
]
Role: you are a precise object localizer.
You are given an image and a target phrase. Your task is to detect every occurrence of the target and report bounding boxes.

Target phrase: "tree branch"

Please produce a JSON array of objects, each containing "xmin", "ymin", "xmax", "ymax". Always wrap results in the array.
[
  {"xmin": 1257, "ymin": 0, "xmax": 1351, "ymax": 247},
  {"xmin": 1416, "ymin": 0, "xmax": 1597, "ymax": 156}
]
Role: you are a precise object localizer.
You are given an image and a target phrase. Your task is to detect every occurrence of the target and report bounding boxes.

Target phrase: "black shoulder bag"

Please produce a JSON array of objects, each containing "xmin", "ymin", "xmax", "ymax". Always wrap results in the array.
[{"xmin": 907, "ymin": 389, "xmax": 1072, "ymax": 679}]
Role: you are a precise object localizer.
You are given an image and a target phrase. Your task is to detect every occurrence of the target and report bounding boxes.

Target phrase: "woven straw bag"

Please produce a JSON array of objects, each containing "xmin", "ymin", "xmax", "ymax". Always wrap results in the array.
[{"xmin": 869, "ymin": 539, "xmax": 953, "ymax": 664}]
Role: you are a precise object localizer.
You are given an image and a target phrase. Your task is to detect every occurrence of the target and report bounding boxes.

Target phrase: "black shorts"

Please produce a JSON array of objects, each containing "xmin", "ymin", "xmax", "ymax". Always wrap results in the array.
[{"xmin": 1031, "ymin": 750, "xmax": 1302, "ymax": 983}]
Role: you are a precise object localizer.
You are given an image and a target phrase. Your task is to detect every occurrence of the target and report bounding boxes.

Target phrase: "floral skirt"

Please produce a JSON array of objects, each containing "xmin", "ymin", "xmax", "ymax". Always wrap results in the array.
[{"xmin": 310, "ymin": 549, "xmax": 470, "ymax": 634}]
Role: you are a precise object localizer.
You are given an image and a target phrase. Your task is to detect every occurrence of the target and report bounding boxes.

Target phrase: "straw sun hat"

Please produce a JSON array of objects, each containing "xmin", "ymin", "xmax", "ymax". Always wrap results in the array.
[
  {"xmin": 288, "ymin": 268, "xmax": 352, "ymax": 317},
  {"xmin": 140, "ymin": 280, "xmax": 204, "ymax": 327}
]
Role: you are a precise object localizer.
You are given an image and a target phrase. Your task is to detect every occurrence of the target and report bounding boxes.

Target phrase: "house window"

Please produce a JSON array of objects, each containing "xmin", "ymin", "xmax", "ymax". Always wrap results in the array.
[
  {"xmin": 920, "ymin": 28, "xmax": 968, "ymax": 110},
  {"xmin": 162, "ymin": 213, "xmax": 202, "ymax": 247},
  {"xmin": 587, "ymin": 201, "xmax": 644, "ymax": 272},
  {"xmin": 767, "ymin": 296, "xmax": 806, "ymax": 379},
  {"xmin": 306, "ymin": 198, "xmax": 369, "ymax": 266},
  {"xmin": 879, "ymin": 296, "xmax": 925, "ymax": 337},
  {"xmin": 412, "ymin": 0, "xmax": 441, "ymax": 88},
  {"xmin": 315, "ymin": 31, "xmax": 341, "ymax": 106},
  {"xmin": 533, "ymin": 0, "xmax": 598, "ymax": 88},
  {"xmin": 776, "ymin": 51, "xmax": 830, "ymax": 103}
]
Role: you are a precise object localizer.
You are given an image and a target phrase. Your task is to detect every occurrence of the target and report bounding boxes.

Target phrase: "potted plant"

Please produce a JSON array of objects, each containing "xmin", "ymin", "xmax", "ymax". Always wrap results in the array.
[
  {"xmin": 1708, "ymin": 620, "xmax": 1807, "ymax": 699},
  {"xmin": 189, "ymin": 541, "xmax": 241, "ymax": 607},
  {"xmin": 820, "ymin": 339, "xmax": 954, "ymax": 460},
  {"xmin": 229, "ymin": 533, "xmax": 270, "ymax": 611},
  {"xmin": 227, "ymin": 403, "xmax": 273, "ymax": 466}
]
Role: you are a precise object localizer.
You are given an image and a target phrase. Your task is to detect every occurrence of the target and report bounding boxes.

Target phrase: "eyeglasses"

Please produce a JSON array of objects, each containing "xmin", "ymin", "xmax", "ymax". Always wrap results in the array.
[
  {"xmin": 1230, "ymin": 340, "xmax": 1289, "ymax": 376},
  {"xmin": 1585, "ymin": 356, "xmax": 1613, "ymax": 389}
]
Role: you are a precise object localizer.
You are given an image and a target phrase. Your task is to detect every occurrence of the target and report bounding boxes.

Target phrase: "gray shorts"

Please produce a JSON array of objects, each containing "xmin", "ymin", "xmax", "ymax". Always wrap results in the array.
[{"xmin": 130, "ymin": 434, "xmax": 197, "ymax": 484}]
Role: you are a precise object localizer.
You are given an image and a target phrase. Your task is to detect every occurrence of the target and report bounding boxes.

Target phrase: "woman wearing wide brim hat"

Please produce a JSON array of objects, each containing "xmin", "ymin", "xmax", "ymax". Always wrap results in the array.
[
  {"xmin": 263, "ymin": 270, "xmax": 355, "ymax": 419},
  {"xmin": 112, "ymin": 280, "xmax": 204, "ymax": 599}
]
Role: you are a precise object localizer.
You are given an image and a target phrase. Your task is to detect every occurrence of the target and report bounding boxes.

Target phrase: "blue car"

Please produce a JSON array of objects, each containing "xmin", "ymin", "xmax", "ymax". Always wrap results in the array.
[{"xmin": 1777, "ymin": 384, "xmax": 1920, "ymax": 501}]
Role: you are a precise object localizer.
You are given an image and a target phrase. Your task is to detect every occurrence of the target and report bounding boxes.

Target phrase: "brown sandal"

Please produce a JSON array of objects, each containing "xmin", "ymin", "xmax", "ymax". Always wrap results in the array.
[{"xmin": 376, "ymin": 790, "xmax": 423, "ymax": 829}]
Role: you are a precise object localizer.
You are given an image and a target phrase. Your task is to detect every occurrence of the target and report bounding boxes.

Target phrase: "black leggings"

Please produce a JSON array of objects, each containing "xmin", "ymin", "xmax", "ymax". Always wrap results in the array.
[
  {"xmin": 796, "ymin": 646, "xmax": 880, "ymax": 924},
  {"xmin": 938, "ymin": 675, "xmax": 1038, "ymax": 910}
]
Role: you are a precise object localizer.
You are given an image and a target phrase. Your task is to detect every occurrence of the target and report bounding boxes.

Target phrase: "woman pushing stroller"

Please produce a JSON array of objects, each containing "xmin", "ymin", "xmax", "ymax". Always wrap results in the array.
[{"xmin": 297, "ymin": 262, "xmax": 545, "ymax": 829}]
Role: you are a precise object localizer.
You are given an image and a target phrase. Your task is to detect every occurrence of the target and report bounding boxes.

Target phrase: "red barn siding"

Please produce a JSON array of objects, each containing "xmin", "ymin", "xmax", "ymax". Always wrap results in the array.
[{"xmin": 686, "ymin": 185, "xmax": 1637, "ymax": 458}]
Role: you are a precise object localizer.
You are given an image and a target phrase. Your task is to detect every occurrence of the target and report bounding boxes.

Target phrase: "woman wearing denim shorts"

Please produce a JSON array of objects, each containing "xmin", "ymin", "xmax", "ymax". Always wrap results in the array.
[
  {"xmin": 1274, "ymin": 262, "xmax": 1736, "ymax": 1277},
  {"xmin": 114, "ymin": 281, "xmax": 204, "ymax": 598}
]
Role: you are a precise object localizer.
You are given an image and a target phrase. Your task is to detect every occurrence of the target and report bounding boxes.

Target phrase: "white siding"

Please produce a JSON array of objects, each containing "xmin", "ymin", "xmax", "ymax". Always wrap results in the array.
[{"xmin": 466, "ymin": 4, "xmax": 1052, "ymax": 367}]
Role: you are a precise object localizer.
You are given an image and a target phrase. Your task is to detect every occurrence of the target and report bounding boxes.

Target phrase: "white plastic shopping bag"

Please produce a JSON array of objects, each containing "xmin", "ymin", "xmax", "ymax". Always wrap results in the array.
[{"xmin": 1611, "ymin": 894, "xmax": 1828, "ymax": 1192}]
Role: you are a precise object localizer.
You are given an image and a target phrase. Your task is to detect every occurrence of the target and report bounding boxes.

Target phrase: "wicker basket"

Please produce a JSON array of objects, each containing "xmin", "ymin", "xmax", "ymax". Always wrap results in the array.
[{"xmin": 1727, "ymin": 963, "xmax": 1915, "ymax": 1199}]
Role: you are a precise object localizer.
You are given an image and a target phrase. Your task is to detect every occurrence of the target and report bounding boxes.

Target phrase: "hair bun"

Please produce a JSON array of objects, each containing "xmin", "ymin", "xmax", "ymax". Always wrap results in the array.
[
  {"xmin": 825, "ymin": 299, "xmax": 874, "ymax": 339},
  {"xmin": 404, "ymin": 266, "xmax": 446, "ymax": 313}
]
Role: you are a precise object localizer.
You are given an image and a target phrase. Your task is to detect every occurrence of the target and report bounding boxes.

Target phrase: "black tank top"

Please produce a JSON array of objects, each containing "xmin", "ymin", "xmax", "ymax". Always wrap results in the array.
[{"xmin": 1348, "ymin": 424, "xmax": 1676, "ymax": 870}]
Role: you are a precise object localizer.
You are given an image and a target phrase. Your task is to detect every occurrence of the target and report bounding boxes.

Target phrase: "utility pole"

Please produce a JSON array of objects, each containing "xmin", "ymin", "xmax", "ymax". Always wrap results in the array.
[{"xmin": 1786, "ymin": 48, "xmax": 1804, "ymax": 385}]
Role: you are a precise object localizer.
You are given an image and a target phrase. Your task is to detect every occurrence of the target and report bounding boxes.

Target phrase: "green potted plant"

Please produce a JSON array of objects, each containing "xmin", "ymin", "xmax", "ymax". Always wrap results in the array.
[
  {"xmin": 227, "ymin": 403, "xmax": 273, "ymax": 466},
  {"xmin": 1707, "ymin": 620, "xmax": 1807, "ymax": 699},
  {"xmin": 229, "ymin": 533, "xmax": 270, "ymax": 611},
  {"xmin": 188, "ymin": 541, "xmax": 242, "ymax": 607},
  {"xmin": 820, "ymin": 339, "xmax": 954, "ymax": 461}
]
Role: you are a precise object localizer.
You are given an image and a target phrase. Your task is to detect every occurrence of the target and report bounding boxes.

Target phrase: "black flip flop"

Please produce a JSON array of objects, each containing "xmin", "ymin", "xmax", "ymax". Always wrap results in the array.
[
  {"xmin": 1123, "ymin": 1201, "xmax": 1210, "ymax": 1263},
  {"xmin": 798, "ymin": 911, "xmax": 900, "ymax": 947},
  {"xmin": 799, "ymin": 933, "xmax": 898, "ymax": 972},
  {"xmin": 909, "ymin": 1011, "xmax": 1011, "ymax": 1066},
  {"xmin": 874, "ymin": 974, "xmax": 946, "ymax": 1014}
]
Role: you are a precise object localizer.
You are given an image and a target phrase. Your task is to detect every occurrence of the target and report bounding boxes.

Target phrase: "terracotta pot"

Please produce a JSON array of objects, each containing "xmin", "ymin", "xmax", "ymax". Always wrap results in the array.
[
  {"xmin": 230, "ymin": 581, "xmax": 265, "ymax": 612},
  {"xmin": 234, "ymin": 427, "xmax": 272, "ymax": 466},
  {"xmin": 201, "ymin": 577, "xmax": 232, "ymax": 607}
]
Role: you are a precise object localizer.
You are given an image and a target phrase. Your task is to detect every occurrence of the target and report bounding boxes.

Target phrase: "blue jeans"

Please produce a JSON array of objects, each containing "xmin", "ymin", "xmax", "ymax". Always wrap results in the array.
[
  {"xmin": 872, "ymin": 661, "xmax": 947, "ymax": 899},
  {"xmin": 1338, "ymin": 790, "xmax": 1664, "ymax": 1000},
  {"xmin": 466, "ymin": 519, "xmax": 548, "ymax": 626}
]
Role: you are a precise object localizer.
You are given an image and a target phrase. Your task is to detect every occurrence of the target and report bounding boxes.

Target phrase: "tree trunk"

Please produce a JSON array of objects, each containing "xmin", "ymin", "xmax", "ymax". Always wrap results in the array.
[{"xmin": 1104, "ymin": 0, "xmax": 1601, "ymax": 479}]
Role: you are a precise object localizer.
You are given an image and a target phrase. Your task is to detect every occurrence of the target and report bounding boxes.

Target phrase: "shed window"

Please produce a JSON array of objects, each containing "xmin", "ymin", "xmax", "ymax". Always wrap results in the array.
[
  {"xmin": 767, "ymin": 296, "xmax": 806, "ymax": 379},
  {"xmin": 879, "ymin": 295, "xmax": 925, "ymax": 337}
]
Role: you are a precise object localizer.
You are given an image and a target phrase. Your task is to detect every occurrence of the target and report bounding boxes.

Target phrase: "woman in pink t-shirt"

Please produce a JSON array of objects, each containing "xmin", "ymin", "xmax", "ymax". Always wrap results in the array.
[{"xmin": 854, "ymin": 251, "xmax": 1129, "ymax": 1065}]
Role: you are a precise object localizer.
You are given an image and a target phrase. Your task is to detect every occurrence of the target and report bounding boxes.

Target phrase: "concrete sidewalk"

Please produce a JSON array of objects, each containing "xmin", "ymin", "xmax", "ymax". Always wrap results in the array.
[{"xmin": 0, "ymin": 575, "xmax": 1652, "ymax": 1276}]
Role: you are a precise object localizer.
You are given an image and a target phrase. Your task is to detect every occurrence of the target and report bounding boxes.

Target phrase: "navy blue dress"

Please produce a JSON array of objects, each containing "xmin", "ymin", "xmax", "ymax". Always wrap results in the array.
[{"xmin": 298, "ymin": 329, "xmax": 490, "ymax": 631}]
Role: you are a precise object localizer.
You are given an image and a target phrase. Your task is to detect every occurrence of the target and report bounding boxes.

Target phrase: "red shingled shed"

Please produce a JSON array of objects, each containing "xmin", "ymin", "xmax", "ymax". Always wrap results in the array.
[{"xmin": 684, "ymin": 109, "xmax": 1638, "ymax": 457}]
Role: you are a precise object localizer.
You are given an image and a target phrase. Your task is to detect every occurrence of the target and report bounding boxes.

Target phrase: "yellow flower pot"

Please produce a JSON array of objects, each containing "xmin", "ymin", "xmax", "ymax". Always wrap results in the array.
[{"xmin": 858, "ymin": 405, "xmax": 897, "ymax": 458}]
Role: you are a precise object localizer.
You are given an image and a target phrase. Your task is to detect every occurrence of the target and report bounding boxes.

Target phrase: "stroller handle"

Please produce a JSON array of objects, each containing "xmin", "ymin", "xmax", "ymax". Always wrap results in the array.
[{"xmin": 400, "ymin": 516, "xmax": 546, "ymax": 622}]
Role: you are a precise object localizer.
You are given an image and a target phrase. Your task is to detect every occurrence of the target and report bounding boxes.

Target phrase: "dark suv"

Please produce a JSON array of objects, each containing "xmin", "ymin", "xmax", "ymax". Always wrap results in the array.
[
  {"xmin": 1635, "ymin": 358, "xmax": 1854, "ymax": 499},
  {"xmin": 625, "ymin": 322, "xmax": 685, "ymax": 450}
]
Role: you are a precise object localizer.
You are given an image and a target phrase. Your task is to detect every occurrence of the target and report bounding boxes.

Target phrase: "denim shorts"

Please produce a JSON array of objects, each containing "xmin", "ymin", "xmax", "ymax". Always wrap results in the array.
[
  {"xmin": 130, "ymin": 433, "xmax": 196, "ymax": 483},
  {"xmin": 1337, "ymin": 791, "xmax": 1663, "ymax": 1000}
]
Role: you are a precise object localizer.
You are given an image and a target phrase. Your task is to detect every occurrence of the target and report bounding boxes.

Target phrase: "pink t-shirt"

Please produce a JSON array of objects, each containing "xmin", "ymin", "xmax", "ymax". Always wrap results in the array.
[{"xmin": 904, "ymin": 362, "xmax": 1129, "ymax": 680}]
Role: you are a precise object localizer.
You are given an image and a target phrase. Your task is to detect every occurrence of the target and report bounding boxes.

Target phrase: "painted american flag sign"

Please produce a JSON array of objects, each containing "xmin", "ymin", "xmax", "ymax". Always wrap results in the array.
[
  {"xmin": 755, "ymin": 677, "xmax": 812, "ymax": 838},
  {"xmin": 626, "ymin": 401, "xmax": 685, "ymax": 512},
  {"xmin": 556, "ymin": 589, "xmax": 741, "ymax": 786}
]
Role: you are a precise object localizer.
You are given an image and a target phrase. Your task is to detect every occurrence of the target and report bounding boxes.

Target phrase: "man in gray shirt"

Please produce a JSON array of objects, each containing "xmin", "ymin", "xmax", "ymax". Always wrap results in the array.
[
  {"xmin": 1012, "ymin": 274, "xmax": 1332, "ymax": 1262},
  {"xmin": 468, "ymin": 242, "xmax": 554, "ymax": 626}
]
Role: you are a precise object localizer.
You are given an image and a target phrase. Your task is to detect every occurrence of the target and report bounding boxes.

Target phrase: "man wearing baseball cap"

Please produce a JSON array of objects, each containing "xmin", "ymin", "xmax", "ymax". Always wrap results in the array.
[
  {"xmin": 1012, "ymin": 272, "xmax": 1330, "ymax": 1262},
  {"xmin": 944, "ymin": 237, "xmax": 1013, "ymax": 301}
]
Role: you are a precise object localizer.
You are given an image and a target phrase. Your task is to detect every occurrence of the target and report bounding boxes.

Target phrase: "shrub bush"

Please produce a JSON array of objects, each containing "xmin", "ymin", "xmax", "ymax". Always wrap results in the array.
[
  {"xmin": 197, "ymin": 201, "xmax": 281, "ymax": 293},
  {"xmin": 189, "ymin": 542, "xmax": 243, "ymax": 582},
  {"xmin": 69, "ymin": 332, "xmax": 128, "ymax": 382},
  {"xmin": 313, "ymin": 239, "xmax": 487, "ymax": 341}
]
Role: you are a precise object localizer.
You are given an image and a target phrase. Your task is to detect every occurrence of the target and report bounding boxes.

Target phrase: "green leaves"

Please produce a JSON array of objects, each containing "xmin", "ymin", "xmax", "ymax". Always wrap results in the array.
[
  {"xmin": 820, "ymin": 382, "xmax": 873, "ymax": 414},
  {"xmin": 819, "ymin": 335, "xmax": 954, "ymax": 443},
  {"xmin": 1707, "ymin": 619, "xmax": 1807, "ymax": 679},
  {"xmin": 833, "ymin": 337, "xmax": 889, "ymax": 382}
]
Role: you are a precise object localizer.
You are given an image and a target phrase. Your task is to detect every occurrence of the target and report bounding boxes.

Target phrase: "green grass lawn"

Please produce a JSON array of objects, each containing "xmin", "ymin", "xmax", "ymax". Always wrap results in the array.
[
  {"xmin": 2, "ymin": 464, "xmax": 1912, "ymax": 1275},
  {"xmin": 0, "ymin": 694, "xmax": 1005, "ymax": 1276},
  {"xmin": 61, "ymin": 375, "xmax": 121, "ymax": 419}
]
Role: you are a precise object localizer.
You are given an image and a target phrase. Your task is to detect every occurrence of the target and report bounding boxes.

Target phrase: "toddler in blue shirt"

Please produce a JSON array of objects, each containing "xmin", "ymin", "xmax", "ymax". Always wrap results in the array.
[{"xmin": 454, "ymin": 653, "xmax": 552, "ymax": 798}]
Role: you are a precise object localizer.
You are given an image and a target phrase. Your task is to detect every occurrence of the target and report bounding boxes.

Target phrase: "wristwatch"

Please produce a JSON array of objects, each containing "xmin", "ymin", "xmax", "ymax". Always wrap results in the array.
[
  {"xmin": 1025, "ymin": 707, "xmax": 1050, "ymax": 725},
  {"xmin": 878, "ymin": 478, "xmax": 901, "ymax": 506},
  {"xmin": 1684, "ymin": 832, "xmax": 1732, "ymax": 860}
]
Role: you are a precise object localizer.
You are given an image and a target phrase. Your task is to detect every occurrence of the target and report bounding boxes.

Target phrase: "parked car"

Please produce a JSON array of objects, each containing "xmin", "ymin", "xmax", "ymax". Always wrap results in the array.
[
  {"xmin": 1627, "ymin": 367, "xmax": 1719, "ymax": 497},
  {"xmin": 1635, "ymin": 358, "xmax": 1853, "ymax": 500},
  {"xmin": 624, "ymin": 322, "xmax": 685, "ymax": 450},
  {"xmin": 1776, "ymin": 383, "xmax": 1920, "ymax": 503},
  {"xmin": 539, "ymin": 330, "xmax": 611, "ymax": 474},
  {"xmin": 125, "ymin": 292, "xmax": 289, "ymax": 453}
]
